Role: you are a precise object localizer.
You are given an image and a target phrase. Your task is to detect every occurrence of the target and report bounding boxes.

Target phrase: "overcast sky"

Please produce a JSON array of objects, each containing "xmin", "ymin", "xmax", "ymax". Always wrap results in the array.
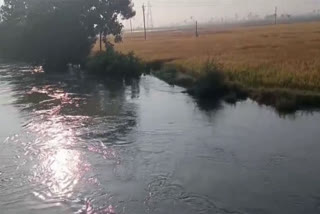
[{"xmin": 1, "ymin": 0, "xmax": 319, "ymax": 27}]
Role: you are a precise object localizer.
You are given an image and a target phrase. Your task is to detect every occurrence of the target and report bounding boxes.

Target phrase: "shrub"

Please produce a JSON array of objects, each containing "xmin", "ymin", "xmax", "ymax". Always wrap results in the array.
[
  {"xmin": 86, "ymin": 48, "xmax": 144, "ymax": 79},
  {"xmin": 188, "ymin": 60, "xmax": 227, "ymax": 98},
  {"xmin": 152, "ymin": 65, "xmax": 178, "ymax": 85}
]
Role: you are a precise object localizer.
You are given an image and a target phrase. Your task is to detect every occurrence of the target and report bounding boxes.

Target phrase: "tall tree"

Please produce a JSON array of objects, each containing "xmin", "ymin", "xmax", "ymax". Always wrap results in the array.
[{"xmin": 0, "ymin": 0, "xmax": 135, "ymax": 70}]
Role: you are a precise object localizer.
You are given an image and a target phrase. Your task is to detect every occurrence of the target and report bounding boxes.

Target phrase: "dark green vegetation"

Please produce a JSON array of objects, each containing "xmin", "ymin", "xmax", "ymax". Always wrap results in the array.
[
  {"xmin": 87, "ymin": 48, "xmax": 143, "ymax": 79},
  {"xmin": 152, "ymin": 61, "xmax": 247, "ymax": 103},
  {"xmin": 0, "ymin": 0, "xmax": 135, "ymax": 73},
  {"xmin": 151, "ymin": 60, "xmax": 320, "ymax": 113}
]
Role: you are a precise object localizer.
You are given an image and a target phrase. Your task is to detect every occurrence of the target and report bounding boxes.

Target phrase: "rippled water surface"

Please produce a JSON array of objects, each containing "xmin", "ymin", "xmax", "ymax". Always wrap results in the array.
[{"xmin": 1, "ymin": 62, "xmax": 320, "ymax": 214}]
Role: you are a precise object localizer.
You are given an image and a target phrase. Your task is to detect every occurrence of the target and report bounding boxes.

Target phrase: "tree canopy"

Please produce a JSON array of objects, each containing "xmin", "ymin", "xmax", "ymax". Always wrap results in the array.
[{"xmin": 0, "ymin": 0, "xmax": 135, "ymax": 70}]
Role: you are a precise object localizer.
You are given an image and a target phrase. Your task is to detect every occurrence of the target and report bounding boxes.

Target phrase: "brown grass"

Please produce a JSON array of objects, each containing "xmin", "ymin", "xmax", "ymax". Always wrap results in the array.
[{"xmin": 98, "ymin": 21, "xmax": 320, "ymax": 92}]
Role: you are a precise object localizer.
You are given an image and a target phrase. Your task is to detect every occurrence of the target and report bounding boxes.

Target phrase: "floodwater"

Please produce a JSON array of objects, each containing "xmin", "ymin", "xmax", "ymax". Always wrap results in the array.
[{"xmin": 1, "ymin": 62, "xmax": 320, "ymax": 214}]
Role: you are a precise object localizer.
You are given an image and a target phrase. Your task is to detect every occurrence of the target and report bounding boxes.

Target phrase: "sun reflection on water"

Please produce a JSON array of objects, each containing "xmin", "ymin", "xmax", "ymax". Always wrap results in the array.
[
  {"xmin": 19, "ymin": 81, "xmax": 122, "ymax": 213},
  {"xmin": 32, "ymin": 66, "xmax": 45, "ymax": 74},
  {"xmin": 25, "ymin": 85, "xmax": 91, "ymax": 201}
]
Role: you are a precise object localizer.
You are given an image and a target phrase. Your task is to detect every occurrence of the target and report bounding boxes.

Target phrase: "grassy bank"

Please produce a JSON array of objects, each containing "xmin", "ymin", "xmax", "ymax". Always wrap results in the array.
[
  {"xmin": 150, "ymin": 61, "xmax": 320, "ymax": 113},
  {"xmin": 110, "ymin": 21, "xmax": 320, "ymax": 112}
]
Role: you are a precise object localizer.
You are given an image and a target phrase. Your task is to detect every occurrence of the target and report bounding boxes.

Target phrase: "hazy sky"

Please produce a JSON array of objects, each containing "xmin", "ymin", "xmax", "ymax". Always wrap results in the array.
[
  {"xmin": 128, "ymin": 0, "xmax": 320, "ymax": 28},
  {"xmin": 1, "ymin": 0, "xmax": 319, "ymax": 27}
]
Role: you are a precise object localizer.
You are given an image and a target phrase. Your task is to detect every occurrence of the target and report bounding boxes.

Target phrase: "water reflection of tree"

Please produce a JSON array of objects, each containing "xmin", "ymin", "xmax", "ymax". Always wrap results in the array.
[
  {"xmin": 4, "ymin": 64, "xmax": 140, "ymax": 146},
  {"xmin": 194, "ymin": 98, "xmax": 222, "ymax": 112},
  {"xmin": 82, "ymin": 78, "xmax": 141, "ymax": 146},
  {"xmin": 0, "ymin": 63, "xmax": 143, "ymax": 212}
]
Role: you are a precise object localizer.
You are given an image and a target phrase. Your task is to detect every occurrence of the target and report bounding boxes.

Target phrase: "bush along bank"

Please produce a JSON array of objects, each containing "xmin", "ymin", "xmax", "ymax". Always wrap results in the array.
[
  {"xmin": 86, "ymin": 48, "xmax": 145, "ymax": 80},
  {"xmin": 150, "ymin": 60, "xmax": 320, "ymax": 114}
]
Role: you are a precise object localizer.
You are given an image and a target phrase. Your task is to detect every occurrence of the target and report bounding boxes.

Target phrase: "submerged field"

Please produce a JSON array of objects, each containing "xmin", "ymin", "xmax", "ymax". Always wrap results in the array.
[{"xmin": 113, "ymin": 21, "xmax": 320, "ymax": 92}]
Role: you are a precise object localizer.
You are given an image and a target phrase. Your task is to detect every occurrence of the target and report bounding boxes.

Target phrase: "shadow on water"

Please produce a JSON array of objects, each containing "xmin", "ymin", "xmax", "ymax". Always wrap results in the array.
[
  {"xmin": 193, "ymin": 93, "xmax": 319, "ymax": 120},
  {"xmin": 193, "ymin": 98, "xmax": 222, "ymax": 113}
]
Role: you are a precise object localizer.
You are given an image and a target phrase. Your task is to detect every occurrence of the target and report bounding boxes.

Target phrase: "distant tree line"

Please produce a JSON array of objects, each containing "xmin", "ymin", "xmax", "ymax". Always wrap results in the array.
[{"xmin": 0, "ymin": 0, "xmax": 135, "ymax": 70}]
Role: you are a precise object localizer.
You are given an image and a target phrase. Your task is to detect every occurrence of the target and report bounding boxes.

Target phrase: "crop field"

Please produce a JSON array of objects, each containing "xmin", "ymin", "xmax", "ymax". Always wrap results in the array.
[{"xmin": 110, "ymin": 21, "xmax": 320, "ymax": 92}]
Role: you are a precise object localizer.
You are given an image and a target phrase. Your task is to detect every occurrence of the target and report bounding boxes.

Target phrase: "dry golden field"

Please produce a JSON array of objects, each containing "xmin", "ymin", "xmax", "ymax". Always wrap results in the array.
[{"xmin": 107, "ymin": 21, "xmax": 320, "ymax": 92}]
